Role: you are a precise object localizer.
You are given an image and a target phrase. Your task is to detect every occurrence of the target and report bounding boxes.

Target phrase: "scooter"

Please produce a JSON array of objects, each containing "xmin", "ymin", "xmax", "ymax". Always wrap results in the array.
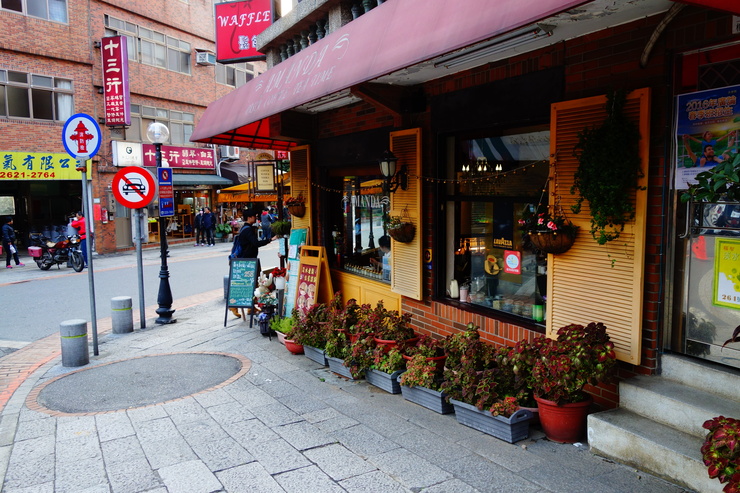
[{"xmin": 27, "ymin": 233, "xmax": 84, "ymax": 272}]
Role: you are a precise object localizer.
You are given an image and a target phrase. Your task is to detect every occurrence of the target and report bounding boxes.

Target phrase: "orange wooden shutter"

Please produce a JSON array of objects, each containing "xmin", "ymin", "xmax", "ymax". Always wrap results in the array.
[
  {"xmin": 390, "ymin": 128, "xmax": 423, "ymax": 300},
  {"xmin": 289, "ymin": 145, "xmax": 311, "ymax": 235},
  {"xmin": 548, "ymin": 89, "xmax": 651, "ymax": 365}
]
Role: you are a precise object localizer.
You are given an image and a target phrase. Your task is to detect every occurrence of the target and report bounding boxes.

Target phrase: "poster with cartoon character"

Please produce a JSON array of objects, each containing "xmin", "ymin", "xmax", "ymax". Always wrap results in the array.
[{"xmin": 675, "ymin": 85, "xmax": 739, "ymax": 189}]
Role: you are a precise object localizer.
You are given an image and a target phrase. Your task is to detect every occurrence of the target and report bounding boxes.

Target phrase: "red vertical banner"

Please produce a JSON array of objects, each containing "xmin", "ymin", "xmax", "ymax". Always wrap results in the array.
[
  {"xmin": 101, "ymin": 35, "xmax": 131, "ymax": 126},
  {"xmin": 214, "ymin": 0, "xmax": 272, "ymax": 63}
]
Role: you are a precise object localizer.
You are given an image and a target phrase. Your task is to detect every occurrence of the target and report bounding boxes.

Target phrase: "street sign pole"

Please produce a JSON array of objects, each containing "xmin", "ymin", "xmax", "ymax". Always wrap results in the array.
[
  {"xmin": 135, "ymin": 208, "xmax": 146, "ymax": 329},
  {"xmin": 76, "ymin": 153, "xmax": 99, "ymax": 355}
]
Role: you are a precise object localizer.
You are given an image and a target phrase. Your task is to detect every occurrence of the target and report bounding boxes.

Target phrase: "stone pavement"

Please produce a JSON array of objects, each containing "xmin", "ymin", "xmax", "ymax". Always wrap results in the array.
[{"xmin": 0, "ymin": 246, "xmax": 695, "ymax": 492}]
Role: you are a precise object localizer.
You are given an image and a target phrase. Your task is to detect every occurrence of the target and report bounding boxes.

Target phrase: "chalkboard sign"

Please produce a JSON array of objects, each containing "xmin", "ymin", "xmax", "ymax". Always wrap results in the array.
[{"xmin": 224, "ymin": 258, "xmax": 260, "ymax": 326}]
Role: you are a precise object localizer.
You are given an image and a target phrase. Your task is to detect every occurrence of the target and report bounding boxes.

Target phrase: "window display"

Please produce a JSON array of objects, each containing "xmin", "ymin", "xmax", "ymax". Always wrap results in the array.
[{"xmin": 445, "ymin": 129, "xmax": 549, "ymax": 322}]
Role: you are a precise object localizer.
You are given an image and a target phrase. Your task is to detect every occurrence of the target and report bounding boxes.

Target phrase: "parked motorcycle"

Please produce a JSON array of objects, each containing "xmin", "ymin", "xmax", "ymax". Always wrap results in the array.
[{"xmin": 27, "ymin": 233, "xmax": 84, "ymax": 272}]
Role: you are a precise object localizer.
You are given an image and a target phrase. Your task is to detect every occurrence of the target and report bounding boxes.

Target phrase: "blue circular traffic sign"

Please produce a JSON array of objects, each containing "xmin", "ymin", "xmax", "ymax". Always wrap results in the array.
[{"xmin": 62, "ymin": 113, "xmax": 102, "ymax": 159}]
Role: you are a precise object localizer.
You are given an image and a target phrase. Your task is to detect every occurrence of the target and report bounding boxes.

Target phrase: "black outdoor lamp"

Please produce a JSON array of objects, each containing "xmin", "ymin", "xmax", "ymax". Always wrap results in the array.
[
  {"xmin": 147, "ymin": 122, "xmax": 176, "ymax": 325},
  {"xmin": 379, "ymin": 150, "xmax": 407, "ymax": 193}
]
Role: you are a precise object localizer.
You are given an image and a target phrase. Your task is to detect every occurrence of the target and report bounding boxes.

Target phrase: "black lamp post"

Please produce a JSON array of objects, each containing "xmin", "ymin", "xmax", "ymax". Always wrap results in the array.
[{"xmin": 147, "ymin": 122, "xmax": 176, "ymax": 324}]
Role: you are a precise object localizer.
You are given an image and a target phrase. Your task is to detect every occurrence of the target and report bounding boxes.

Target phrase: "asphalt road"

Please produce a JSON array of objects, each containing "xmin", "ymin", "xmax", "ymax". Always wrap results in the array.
[{"xmin": 0, "ymin": 239, "xmax": 280, "ymax": 351}]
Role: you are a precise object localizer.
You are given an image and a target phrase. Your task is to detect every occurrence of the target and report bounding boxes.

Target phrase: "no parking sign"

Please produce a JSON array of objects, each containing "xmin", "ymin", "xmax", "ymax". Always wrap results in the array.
[{"xmin": 112, "ymin": 166, "xmax": 156, "ymax": 209}]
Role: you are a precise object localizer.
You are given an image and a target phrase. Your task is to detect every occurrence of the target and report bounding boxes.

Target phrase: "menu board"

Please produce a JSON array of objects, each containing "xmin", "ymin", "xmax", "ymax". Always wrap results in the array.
[
  {"xmin": 292, "ymin": 246, "xmax": 333, "ymax": 318},
  {"xmin": 224, "ymin": 258, "xmax": 260, "ymax": 326},
  {"xmin": 284, "ymin": 228, "xmax": 308, "ymax": 316}
]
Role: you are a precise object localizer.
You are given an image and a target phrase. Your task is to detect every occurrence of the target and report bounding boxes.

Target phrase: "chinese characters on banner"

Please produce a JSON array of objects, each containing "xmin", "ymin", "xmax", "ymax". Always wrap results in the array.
[
  {"xmin": 714, "ymin": 237, "xmax": 740, "ymax": 310},
  {"xmin": 0, "ymin": 152, "xmax": 91, "ymax": 180},
  {"xmin": 296, "ymin": 263, "xmax": 318, "ymax": 316},
  {"xmin": 101, "ymin": 35, "xmax": 131, "ymax": 126},
  {"xmin": 214, "ymin": 0, "xmax": 272, "ymax": 63},
  {"xmin": 142, "ymin": 145, "xmax": 215, "ymax": 169},
  {"xmin": 675, "ymin": 84, "xmax": 739, "ymax": 189}
]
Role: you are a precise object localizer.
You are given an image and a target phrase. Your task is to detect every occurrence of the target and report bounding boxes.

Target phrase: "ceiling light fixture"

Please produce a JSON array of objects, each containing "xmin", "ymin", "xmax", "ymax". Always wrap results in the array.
[{"xmin": 434, "ymin": 24, "xmax": 556, "ymax": 69}]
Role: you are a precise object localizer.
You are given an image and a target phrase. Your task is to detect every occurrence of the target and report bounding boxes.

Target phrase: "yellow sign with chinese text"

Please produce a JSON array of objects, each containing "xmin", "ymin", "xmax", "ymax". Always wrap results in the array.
[
  {"xmin": 713, "ymin": 237, "xmax": 740, "ymax": 309},
  {"xmin": 0, "ymin": 152, "xmax": 91, "ymax": 180}
]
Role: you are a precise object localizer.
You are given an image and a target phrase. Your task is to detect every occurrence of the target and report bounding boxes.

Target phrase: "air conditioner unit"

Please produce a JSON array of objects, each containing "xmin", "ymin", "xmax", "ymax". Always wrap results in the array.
[
  {"xmin": 195, "ymin": 51, "xmax": 216, "ymax": 66},
  {"xmin": 220, "ymin": 145, "xmax": 240, "ymax": 160}
]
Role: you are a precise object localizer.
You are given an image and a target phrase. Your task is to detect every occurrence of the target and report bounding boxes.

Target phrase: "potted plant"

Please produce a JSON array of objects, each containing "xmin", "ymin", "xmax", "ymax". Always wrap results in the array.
[
  {"xmin": 271, "ymin": 267, "xmax": 287, "ymax": 290},
  {"xmin": 272, "ymin": 219, "xmax": 291, "ymax": 237},
  {"xmin": 400, "ymin": 352, "xmax": 454, "ymax": 414},
  {"xmin": 518, "ymin": 204, "xmax": 579, "ymax": 255},
  {"xmin": 287, "ymin": 304, "xmax": 329, "ymax": 365},
  {"xmin": 364, "ymin": 346, "xmax": 406, "ymax": 394},
  {"xmin": 214, "ymin": 223, "xmax": 232, "ymax": 241},
  {"xmin": 371, "ymin": 304, "xmax": 417, "ymax": 351},
  {"xmin": 386, "ymin": 214, "xmax": 415, "ymax": 243},
  {"xmin": 530, "ymin": 322, "xmax": 617, "ymax": 443},
  {"xmin": 403, "ymin": 335, "xmax": 446, "ymax": 371},
  {"xmin": 271, "ymin": 316, "xmax": 303, "ymax": 354},
  {"xmin": 285, "ymin": 195, "xmax": 306, "ymax": 218},
  {"xmin": 325, "ymin": 325, "xmax": 362, "ymax": 380},
  {"xmin": 701, "ymin": 415, "xmax": 740, "ymax": 493},
  {"xmin": 441, "ymin": 324, "xmax": 533, "ymax": 443},
  {"xmin": 571, "ymin": 89, "xmax": 644, "ymax": 245}
]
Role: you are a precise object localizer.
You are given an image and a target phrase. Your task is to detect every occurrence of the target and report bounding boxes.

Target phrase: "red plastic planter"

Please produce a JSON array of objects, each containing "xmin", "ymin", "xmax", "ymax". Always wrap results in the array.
[{"xmin": 534, "ymin": 395, "xmax": 592, "ymax": 443}]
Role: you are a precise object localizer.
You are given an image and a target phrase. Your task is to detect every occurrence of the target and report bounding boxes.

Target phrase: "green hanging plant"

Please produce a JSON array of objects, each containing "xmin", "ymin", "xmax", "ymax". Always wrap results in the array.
[{"xmin": 571, "ymin": 90, "xmax": 644, "ymax": 245}]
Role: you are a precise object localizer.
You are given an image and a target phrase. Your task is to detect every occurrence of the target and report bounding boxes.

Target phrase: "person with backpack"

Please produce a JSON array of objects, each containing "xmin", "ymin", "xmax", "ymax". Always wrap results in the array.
[{"xmin": 228, "ymin": 208, "xmax": 276, "ymax": 318}]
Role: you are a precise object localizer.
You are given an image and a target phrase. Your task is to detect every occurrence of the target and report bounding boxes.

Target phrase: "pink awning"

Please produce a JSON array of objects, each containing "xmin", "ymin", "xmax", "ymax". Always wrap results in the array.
[{"xmin": 191, "ymin": 0, "xmax": 585, "ymax": 150}]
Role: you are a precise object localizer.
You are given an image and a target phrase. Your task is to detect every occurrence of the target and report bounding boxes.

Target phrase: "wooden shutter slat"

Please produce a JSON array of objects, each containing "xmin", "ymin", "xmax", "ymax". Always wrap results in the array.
[
  {"xmin": 548, "ymin": 89, "xmax": 651, "ymax": 365},
  {"xmin": 390, "ymin": 128, "xmax": 422, "ymax": 301},
  {"xmin": 289, "ymin": 146, "xmax": 311, "ymax": 234}
]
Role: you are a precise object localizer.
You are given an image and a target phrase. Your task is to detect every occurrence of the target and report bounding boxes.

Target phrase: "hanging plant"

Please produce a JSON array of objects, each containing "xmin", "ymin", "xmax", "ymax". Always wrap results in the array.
[{"xmin": 571, "ymin": 90, "xmax": 644, "ymax": 245}]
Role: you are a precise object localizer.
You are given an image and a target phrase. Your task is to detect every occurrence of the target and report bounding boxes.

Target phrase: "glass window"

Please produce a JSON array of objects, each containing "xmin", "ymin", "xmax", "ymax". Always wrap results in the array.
[
  {"xmin": 2, "ymin": 0, "xmax": 67, "ymax": 22},
  {"xmin": 216, "ymin": 62, "xmax": 256, "ymax": 87},
  {"xmin": 0, "ymin": 71, "xmax": 72, "ymax": 120},
  {"xmin": 444, "ymin": 129, "xmax": 550, "ymax": 321},
  {"xmin": 128, "ymin": 107, "xmax": 195, "ymax": 146}
]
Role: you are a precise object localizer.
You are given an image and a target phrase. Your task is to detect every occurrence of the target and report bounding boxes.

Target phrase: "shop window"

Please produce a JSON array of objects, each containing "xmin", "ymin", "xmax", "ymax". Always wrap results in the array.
[
  {"xmin": 0, "ymin": 70, "xmax": 73, "ymax": 121},
  {"xmin": 1, "ymin": 0, "xmax": 67, "ymax": 23},
  {"xmin": 330, "ymin": 176, "xmax": 390, "ymax": 283},
  {"xmin": 444, "ymin": 128, "xmax": 550, "ymax": 322}
]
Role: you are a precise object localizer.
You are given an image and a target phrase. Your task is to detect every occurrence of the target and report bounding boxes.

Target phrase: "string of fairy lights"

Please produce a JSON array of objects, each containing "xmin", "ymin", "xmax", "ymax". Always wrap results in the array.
[{"xmin": 310, "ymin": 159, "xmax": 547, "ymax": 195}]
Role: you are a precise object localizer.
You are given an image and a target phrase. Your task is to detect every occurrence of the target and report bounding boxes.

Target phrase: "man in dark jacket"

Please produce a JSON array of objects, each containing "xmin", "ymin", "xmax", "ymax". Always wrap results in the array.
[
  {"xmin": 2, "ymin": 216, "xmax": 24, "ymax": 268},
  {"xmin": 238, "ymin": 208, "xmax": 275, "ymax": 257},
  {"xmin": 202, "ymin": 207, "xmax": 216, "ymax": 246}
]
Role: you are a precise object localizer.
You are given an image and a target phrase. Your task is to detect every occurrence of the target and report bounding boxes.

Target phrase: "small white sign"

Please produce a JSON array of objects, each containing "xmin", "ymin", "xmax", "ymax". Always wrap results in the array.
[{"xmin": 112, "ymin": 141, "xmax": 143, "ymax": 166}]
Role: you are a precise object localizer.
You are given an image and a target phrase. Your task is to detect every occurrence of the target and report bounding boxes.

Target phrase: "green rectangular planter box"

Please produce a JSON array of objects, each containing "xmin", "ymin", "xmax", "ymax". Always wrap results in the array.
[
  {"xmin": 303, "ymin": 345, "xmax": 328, "ymax": 366},
  {"xmin": 365, "ymin": 369, "xmax": 404, "ymax": 394},
  {"xmin": 450, "ymin": 399, "xmax": 532, "ymax": 443},
  {"xmin": 401, "ymin": 385, "xmax": 454, "ymax": 414},
  {"xmin": 326, "ymin": 356, "xmax": 361, "ymax": 380}
]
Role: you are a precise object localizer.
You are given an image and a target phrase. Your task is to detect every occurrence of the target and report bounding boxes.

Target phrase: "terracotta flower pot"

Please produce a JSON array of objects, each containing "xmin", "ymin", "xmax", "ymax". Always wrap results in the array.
[
  {"xmin": 534, "ymin": 395, "xmax": 592, "ymax": 443},
  {"xmin": 402, "ymin": 353, "xmax": 446, "ymax": 372},
  {"xmin": 374, "ymin": 336, "xmax": 419, "ymax": 353},
  {"xmin": 277, "ymin": 332, "xmax": 304, "ymax": 355}
]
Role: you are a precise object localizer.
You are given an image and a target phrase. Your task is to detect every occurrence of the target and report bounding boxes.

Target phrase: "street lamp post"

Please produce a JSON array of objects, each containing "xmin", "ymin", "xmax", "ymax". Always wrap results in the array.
[{"xmin": 147, "ymin": 122, "xmax": 176, "ymax": 324}]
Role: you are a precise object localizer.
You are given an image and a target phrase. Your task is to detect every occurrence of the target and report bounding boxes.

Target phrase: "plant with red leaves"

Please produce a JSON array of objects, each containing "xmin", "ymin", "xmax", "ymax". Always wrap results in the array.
[{"xmin": 702, "ymin": 415, "xmax": 740, "ymax": 493}]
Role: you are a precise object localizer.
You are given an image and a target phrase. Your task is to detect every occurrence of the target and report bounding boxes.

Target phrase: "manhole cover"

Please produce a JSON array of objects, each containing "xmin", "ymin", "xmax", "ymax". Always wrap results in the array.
[{"xmin": 36, "ymin": 353, "xmax": 247, "ymax": 414}]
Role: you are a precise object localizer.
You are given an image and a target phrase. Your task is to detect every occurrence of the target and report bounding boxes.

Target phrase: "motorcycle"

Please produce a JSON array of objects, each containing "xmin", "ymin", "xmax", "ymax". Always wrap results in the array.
[{"xmin": 27, "ymin": 233, "xmax": 85, "ymax": 272}]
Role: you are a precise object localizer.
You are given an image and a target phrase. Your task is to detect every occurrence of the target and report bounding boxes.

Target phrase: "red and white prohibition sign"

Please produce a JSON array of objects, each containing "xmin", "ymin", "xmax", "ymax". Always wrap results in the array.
[{"xmin": 112, "ymin": 166, "xmax": 157, "ymax": 209}]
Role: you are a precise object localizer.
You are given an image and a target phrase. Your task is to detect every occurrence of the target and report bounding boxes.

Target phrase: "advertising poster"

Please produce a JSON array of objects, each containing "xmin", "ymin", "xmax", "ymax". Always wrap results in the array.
[
  {"xmin": 714, "ymin": 237, "xmax": 740, "ymax": 310},
  {"xmin": 214, "ymin": 0, "xmax": 272, "ymax": 63},
  {"xmin": 675, "ymin": 84, "xmax": 739, "ymax": 189}
]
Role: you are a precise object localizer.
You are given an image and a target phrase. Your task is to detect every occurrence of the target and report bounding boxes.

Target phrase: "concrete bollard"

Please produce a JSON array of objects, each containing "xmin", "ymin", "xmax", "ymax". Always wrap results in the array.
[
  {"xmin": 224, "ymin": 274, "xmax": 230, "ymax": 300},
  {"xmin": 111, "ymin": 296, "xmax": 134, "ymax": 334},
  {"xmin": 60, "ymin": 319, "xmax": 89, "ymax": 367}
]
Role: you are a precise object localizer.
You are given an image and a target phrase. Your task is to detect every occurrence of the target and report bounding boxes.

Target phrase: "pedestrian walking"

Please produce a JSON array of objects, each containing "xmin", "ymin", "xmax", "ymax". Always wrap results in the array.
[
  {"xmin": 202, "ymin": 207, "xmax": 216, "ymax": 246},
  {"xmin": 194, "ymin": 208, "xmax": 204, "ymax": 246},
  {"xmin": 2, "ymin": 216, "xmax": 24, "ymax": 268},
  {"xmin": 229, "ymin": 208, "xmax": 276, "ymax": 318},
  {"xmin": 261, "ymin": 207, "xmax": 274, "ymax": 240},
  {"xmin": 70, "ymin": 211, "xmax": 87, "ymax": 267}
]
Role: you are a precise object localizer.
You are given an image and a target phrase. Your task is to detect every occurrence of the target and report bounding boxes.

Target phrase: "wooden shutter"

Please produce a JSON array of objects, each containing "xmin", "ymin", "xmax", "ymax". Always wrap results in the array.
[
  {"xmin": 548, "ymin": 88, "xmax": 651, "ymax": 365},
  {"xmin": 390, "ymin": 128, "xmax": 422, "ymax": 300},
  {"xmin": 289, "ymin": 145, "xmax": 312, "ymax": 236}
]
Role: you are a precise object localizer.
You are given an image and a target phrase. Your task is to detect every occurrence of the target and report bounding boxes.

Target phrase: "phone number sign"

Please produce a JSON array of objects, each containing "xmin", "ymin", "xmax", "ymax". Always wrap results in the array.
[{"xmin": 0, "ymin": 152, "xmax": 91, "ymax": 180}]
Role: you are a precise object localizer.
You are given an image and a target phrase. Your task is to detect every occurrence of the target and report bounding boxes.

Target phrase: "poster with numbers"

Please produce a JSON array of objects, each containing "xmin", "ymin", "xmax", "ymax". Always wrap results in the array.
[{"xmin": 714, "ymin": 237, "xmax": 740, "ymax": 309}]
